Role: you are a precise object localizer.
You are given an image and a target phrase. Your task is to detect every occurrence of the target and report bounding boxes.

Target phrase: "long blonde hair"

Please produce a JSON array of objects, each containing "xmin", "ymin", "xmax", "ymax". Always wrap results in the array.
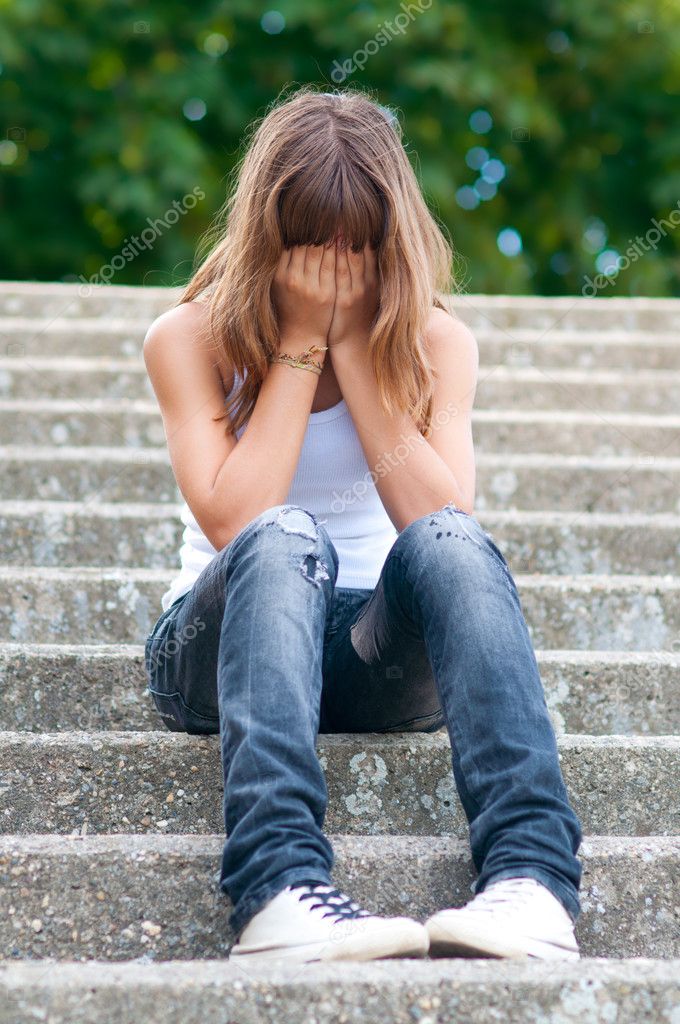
[{"xmin": 178, "ymin": 83, "xmax": 458, "ymax": 438}]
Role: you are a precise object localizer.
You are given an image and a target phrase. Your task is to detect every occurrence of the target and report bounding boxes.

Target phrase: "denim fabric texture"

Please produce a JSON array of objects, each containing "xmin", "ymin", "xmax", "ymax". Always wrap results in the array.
[{"xmin": 144, "ymin": 501, "xmax": 583, "ymax": 936}]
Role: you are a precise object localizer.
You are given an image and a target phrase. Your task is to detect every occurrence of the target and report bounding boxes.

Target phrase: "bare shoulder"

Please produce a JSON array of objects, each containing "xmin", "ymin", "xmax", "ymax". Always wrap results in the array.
[
  {"xmin": 424, "ymin": 306, "xmax": 479, "ymax": 370},
  {"xmin": 143, "ymin": 301, "xmax": 212, "ymax": 358},
  {"xmin": 143, "ymin": 301, "xmax": 234, "ymax": 393}
]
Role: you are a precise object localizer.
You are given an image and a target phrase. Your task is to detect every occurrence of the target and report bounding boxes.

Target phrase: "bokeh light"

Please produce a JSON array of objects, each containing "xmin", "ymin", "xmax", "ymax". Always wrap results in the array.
[
  {"xmin": 465, "ymin": 146, "xmax": 489, "ymax": 170},
  {"xmin": 0, "ymin": 140, "xmax": 18, "ymax": 165},
  {"xmin": 546, "ymin": 30, "xmax": 571, "ymax": 53},
  {"xmin": 183, "ymin": 98, "xmax": 207, "ymax": 121},
  {"xmin": 202, "ymin": 33, "xmax": 229, "ymax": 56},
  {"xmin": 596, "ymin": 249, "xmax": 621, "ymax": 275},
  {"xmin": 455, "ymin": 186, "xmax": 480, "ymax": 210},
  {"xmin": 583, "ymin": 218, "xmax": 608, "ymax": 253},
  {"xmin": 474, "ymin": 178, "xmax": 497, "ymax": 201},
  {"xmin": 497, "ymin": 227, "xmax": 523, "ymax": 256},
  {"xmin": 261, "ymin": 11, "xmax": 285, "ymax": 34},
  {"xmin": 469, "ymin": 109, "xmax": 493, "ymax": 134},
  {"xmin": 480, "ymin": 158, "xmax": 506, "ymax": 184},
  {"xmin": 550, "ymin": 252, "xmax": 572, "ymax": 275}
]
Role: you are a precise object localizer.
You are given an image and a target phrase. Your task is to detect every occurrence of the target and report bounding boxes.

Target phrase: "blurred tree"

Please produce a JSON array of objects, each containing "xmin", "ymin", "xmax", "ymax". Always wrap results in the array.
[{"xmin": 0, "ymin": 0, "xmax": 678, "ymax": 295}]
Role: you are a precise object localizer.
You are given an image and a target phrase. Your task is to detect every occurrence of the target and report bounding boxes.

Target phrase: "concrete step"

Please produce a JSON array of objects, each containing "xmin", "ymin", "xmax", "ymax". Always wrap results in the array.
[
  {"xmin": 1, "ymin": 566, "xmax": 678, "ymax": 649},
  {"xmin": 0, "ymin": 282, "xmax": 180, "ymax": 320},
  {"xmin": 475, "ymin": 329, "xmax": 680, "ymax": 371},
  {"xmin": 3, "ymin": 400, "xmax": 680, "ymax": 456},
  {"xmin": 0, "ymin": 356, "xmax": 153, "ymax": 402},
  {"xmin": 2, "ymin": 960, "xmax": 679, "ymax": 1024},
  {"xmin": 1, "ymin": 731, "xmax": 676, "ymax": 838},
  {"xmin": 1, "ymin": 834, "xmax": 677, "ymax": 958},
  {"xmin": 2, "ymin": 502, "xmax": 680, "ymax": 575},
  {"xmin": 6, "ymin": 356, "xmax": 680, "ymax": 414},
  {"xmin": 6, "ymin": 315, "xmax": 680, "ymax": 369},
  {"xmin": 474, "ymin": 410, "xmax": 680, "ymax": 458},
  {"xmin": 474, "ymin": 453, "xmax": 680, "ymax": 515},
  {"xmin": 3, "ymin": 644, "xmax": 675, "ymax": 736},
  {"xmin": 476, "ymin": 366, "xmax": 680, "ymax": 415},
  {"xmin": 444, "ymin": 294, "xmax": 680, "ymax": 333},
  {"xmin": 0, "ymin": 399, "xmax": 167, "ymax": 448},
  {"xmin": 2, "ymin": 282, "xmax": 679, "ymax": 330},
  {"xmin": 0, "ymin": 446, "xmax": 180, "ymax": 503},
  {"xmin": 4, "ymin": 447, "xmax": 680, "ymax": 514},
  {"xmin": 0, "ymin": 317, "xmax": 146, "ymax": 359}
]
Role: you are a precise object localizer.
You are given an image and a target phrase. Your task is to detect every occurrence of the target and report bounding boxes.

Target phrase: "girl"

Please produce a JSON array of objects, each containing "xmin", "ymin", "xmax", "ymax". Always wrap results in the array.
[{"xmin": 143, "ymin": 85, "xmax": 582, "ymax": 965}]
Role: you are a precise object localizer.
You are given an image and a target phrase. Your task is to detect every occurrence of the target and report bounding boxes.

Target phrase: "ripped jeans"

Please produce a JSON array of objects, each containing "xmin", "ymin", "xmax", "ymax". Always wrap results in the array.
[{"xmin": 144, "ymin": 502, "xmax": 582, "ymax": 937}]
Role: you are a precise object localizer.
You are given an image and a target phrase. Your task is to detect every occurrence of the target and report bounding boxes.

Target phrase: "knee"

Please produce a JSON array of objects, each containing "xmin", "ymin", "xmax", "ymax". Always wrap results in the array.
[
  {"xmin": 222, "ymin": 504, "xmax": 339, "ymax": 585},
  {"xmin": 392, "ymin": 503, "xmax": 505, "ymax": 579}
]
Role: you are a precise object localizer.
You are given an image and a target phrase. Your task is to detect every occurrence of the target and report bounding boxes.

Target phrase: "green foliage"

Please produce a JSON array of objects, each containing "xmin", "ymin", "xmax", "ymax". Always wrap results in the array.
[{"xmin": 0, "ymin": 0, "xmax": 678, "ymax": 295}]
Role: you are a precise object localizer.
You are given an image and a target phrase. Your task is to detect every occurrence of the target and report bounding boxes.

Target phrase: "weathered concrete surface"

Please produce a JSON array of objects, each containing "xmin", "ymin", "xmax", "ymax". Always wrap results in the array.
[
  {"xmin": 486, "ymin": 511, "xmax": 680, "ymax": 576},
  {"xmin": 476, "ymin": 328, "xmax": 680, "ymax": 370},
  {"xmin": 0, "ymin": 446, "xmax": 178, "ymax": 503},
  {"xmin": 4, "ymin": 401, "xmax": 680, "ymax": 456},
  {"xmin": 0, "ymin": 643, "xmax": 156, "ymax": 732},
  {"xmin": 475, "ymin": 366, "xmax": 680, "ymax": 414},
  {"xmin": 1, "ymin": 959, "xmax": 679, "ymax": 1024},
  {"xmin": 6, "ymin": 356, "xmax": 680, "ymax": 413},
  {"xmin": 0, "ymin": 357, "xmax": 153, "ymax": 401},
  {"xmin": 5, "ymin": 448, "xmax": 680, "ymax": 514},
  {"xmin": 444, "ymin": 293, "xmax": 680, "ymax": 333},
  {"xmin": 2, "ymin": 286, "xmax": 679, "ymax": 1003},
  {"xmin": 5, "ymin": 313, "xmax": 680, "ymax": 368},
  {"xmin": 0, "ymin": 282, "xmax": 180, "ymax": 320},
  {"xmin": 0, "ymin": 399, "xmax": 166, "ymax": 448},
  {"xmin": 470, "ymin": 410, "xmax": 680, "ymax": 459},
  {"xmin": 474, "ymin": 453, "xmax": 680, "ymax": 515},
  {"xmin": 2, "ymin": 282, "xmax": 678, "ymax": 329},
  {"xmin": 2, "ymin": 566, "xmax": 679, "ymax": 649},
  {"xmin": 0, "ymin": 732, "xmax": 677, "ymax": 838},
  {"xmin": 538, "ymin": 650, "xmax": 680, "ymax": 735},
  {"xmin": 3, "ymin": 502, "xmax": 680, "ymax": 575},
  {"xmin": 2, "ymin": 644, "xmax": 677, "ymax": 735},
  {"xmin": 0, "ymin": 835, "xmax": 677, "ymax": 959},
  {"xmin": 0, "ymin": 317, "xmax": 146, "ymax": 359}
]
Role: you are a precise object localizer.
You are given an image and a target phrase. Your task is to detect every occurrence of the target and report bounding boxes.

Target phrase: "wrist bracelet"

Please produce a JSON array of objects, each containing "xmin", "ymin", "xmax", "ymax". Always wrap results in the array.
[{"xmin": 270, "ymin": 343, "xmax": 328, "ymax": 376}]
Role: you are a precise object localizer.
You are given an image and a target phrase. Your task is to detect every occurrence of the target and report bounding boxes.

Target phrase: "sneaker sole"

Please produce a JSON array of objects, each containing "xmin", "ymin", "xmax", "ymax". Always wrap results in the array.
[
  {"xmin": 426, "ymin": 918, "xmax": 580, "ymax": 961},
  {"xmin": 230, "ymin": 923, "xmax": 430, "ymax": 966}
]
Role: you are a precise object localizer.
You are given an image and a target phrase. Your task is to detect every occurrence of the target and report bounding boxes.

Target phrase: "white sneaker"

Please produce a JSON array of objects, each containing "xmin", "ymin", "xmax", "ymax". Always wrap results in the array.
[
  {"xmin": 426, "ymin": 877, "xmax": 580, "ymax": 961},
  {"xmin": 229, "ymin": 879, "xmax": 430, "ymax": 965}
]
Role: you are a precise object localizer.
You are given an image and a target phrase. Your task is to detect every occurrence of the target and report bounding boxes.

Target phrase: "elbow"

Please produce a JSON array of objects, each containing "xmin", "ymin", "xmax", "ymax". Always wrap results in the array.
[
  {"xmin": 209, "ymin": 532, "xmax": 231, "ymax": 553},
  {"xmin": 207, "ymin": 522, "xmax": 238, "ymax": 552},
  {"xmin": 195, "ymin": 504, "xmax": 239, "ymax": 552}
]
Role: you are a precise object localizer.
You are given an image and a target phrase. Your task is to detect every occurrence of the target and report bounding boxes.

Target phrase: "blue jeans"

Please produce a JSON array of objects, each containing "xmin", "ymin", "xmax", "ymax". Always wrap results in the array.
[{"xmin": 144, "ymin": 502, "xmax": 582, "ymax": 937}]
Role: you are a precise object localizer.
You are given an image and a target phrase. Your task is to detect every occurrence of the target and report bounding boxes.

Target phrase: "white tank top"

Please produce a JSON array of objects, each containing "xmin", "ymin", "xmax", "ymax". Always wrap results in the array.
[{"xmin": 160, "ymin": 369, "xmax": 399, "ymax": 611}]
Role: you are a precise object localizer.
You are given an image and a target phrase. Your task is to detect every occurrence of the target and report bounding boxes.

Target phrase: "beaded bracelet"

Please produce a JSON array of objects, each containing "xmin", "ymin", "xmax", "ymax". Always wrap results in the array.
[{"xmin": 270, "ymin": 343, "xmax": 328, "ymax": 376}]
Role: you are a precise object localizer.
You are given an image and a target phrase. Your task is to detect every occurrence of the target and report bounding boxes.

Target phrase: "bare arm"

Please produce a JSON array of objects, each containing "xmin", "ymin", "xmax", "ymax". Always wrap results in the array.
[
  {"xmin": 143, "ymin": 244, "xmax": 336, "ymax": 550},
  {"xmin": 327, "ymin": 244, "xmax": 478, "ymax": 531}
]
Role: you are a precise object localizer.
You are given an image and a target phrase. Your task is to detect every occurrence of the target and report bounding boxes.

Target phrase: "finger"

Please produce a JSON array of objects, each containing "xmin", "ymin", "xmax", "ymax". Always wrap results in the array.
[
  {"xmin": 288, "ymin": 245, "xmax": 306, "ymax": 282},
  {"xmin": 347, "ymin": 244, "xmax": 365, "ymax": 293},
  {"xmin": 320, "ymin": 239, "xmax": 336, "ymax": 287},
  {"xmin": 304, "ymin": 243, "xmax": 324, "ymax": 286},
  {"xmin": 335, "ymin": 239, "xmax": 351, "ymax": 295},
  {"xmin": 274, "ymin": 247, "xmax": 291, "ymax": 281}
]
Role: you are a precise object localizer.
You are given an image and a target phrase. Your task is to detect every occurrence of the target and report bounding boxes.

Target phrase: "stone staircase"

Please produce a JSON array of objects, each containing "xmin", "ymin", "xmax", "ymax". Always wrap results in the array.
[{"xmin": 0, "ymin": 282, "xmax": 678, "ymax": 1022}]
